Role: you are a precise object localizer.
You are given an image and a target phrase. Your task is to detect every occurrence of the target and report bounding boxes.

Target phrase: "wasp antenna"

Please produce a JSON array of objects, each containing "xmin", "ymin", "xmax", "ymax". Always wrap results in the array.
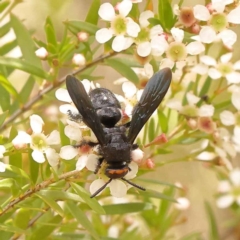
[
  {"xmin": 90, "ymin": 178, "xmax": 113, "ymax": 198},
  {"xmin": 121, "ymin": 178, "xmax": 146, "ymax": 191}
]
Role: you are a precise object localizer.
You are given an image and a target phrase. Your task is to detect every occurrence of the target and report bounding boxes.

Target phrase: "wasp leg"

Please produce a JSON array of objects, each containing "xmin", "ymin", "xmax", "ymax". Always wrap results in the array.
[{"xmin": 67, "ymin": 110, "xmax": 82, "ymax": 123}]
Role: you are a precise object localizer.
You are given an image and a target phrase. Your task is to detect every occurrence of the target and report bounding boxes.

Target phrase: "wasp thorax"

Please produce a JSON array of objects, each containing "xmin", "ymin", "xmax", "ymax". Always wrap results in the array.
[{"xmin": 97, "ymin": 107, "xmax": 121, "ymax": 127}]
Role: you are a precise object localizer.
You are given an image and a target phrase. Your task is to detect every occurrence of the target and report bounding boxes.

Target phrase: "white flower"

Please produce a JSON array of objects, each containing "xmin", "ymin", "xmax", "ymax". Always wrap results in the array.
[
  {"xmin": 193, "ymin": 3, "xmax": 238, "ymax": 47},
  {"xmin": 12, "ymin": 115, "xmax": 60, "ymax": 166},
  {"xmin": 217, "ymin": 168, "xmax": 240, "ymax": 208},
  {"xmin": 195, "ymin": 53, "xmax": 240, "ymax": 83},
  {"xmin": 174, "ymin": 197, "xmax": 190, "ymax": 210},
  {"xmin": 35, "ymin": 47, "xmax": 48, "ymax": 59},
  {"xmin": 72, "ymin": 54, "xmax": 86, "ymax": 66},
  {"xmin": 95, "ymin": 2, "xmax": 139, "ymax": 52}
]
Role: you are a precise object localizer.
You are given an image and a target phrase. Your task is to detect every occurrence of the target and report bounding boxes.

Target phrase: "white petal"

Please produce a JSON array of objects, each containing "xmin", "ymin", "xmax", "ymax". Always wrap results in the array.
[
  {"xmin": 109, "ymin": 179, "xmax": 127, "ymax": 197},
  {"xmin": 125, "ymin": 161, "xmax": 138, "ymax": 179},
  {"xmin": 45, "ymin": 148, "xmax": 59, "ymax": 167},
  {"xmin": 199, "ymin": 105, "xmax": 215, "ymax": 117},
  {"xmin": 0, "ymin": 162, "xmax": 6, "ymax": 172},
  {"xmin": 170, "ymin": 27, "xmax": 184, "ymax": 42},
  {"xmin": 32, "ymin": 150, "xmax": 45, "ymax": 163},
  {"xmin": 60, "ymin": 145, "xmax": 78, "ymax": 160},
  {"xmin": 137, "ymin": 42, "xmax": 151, "ymax": 57},
  {"xmin": 175, "ymin": 197, "xmax": 190, "ymax": 210},
  {"xmin": 227, "ymin": 6, "xmax": 240, "ymax": 24},
  {"xmin": 208, "ymin": 68, "xmax": 222, "ymax": 79},
  {"xmin": 199, "ymin": 27, "xmax": 216, "ymax": 44},
  {"xmin": 0, "ymin": 145, "xmax": 6, "ymax": 158},
  {"xmin": 86, "ymin": 154, "xmax": 99, "ymax": 172},
  {"xmin": 55, "ymin": 88, "xmax": 72, "ymax": 103},
  {"xmin": 166, "ymin": 98, "xmax": 182, "ymax": 111},
  {"xmin": 98, "ymin": 3, "xmax": 115, "ymax": 21},
  {"xmin": 131, "ymin": 148, "xmax": 144, "ymax": 163},
  {"xmin": 218, "ymin": 180, "xmax": 231, "ymax": 193},
  {"xmin": 200, "ymin": 55, "xmax": 217, "ymax": 66},
  {"xmin": 59, "ymin": 104, "xmax": 78, "ymax": 115},
  {"xmin": 64, "ymin": 125, "xmax": 82, "ymax": 141},
  {"xmin": 150, "ymin": 25, "xmax": 163, "ymax": 38},
  {"xmin": 35, "ymin": 47, "xmax": 48, "ymax": 59},
  {"xmin": 72, "ymin": 53, "xmax": 86, "ymax": 66},
  {"xmin": 218, "ymin": 29, "xmax": 237, "ymax": 47},
  {"xmin": 30, "ymin": 115, "xmax": 44, "ymax": 134},
  {"xmin": 151, "ymin": 36, "xmax": 168, "ymax": 57},
  {"xmin": 126, "ymin": 20, "xmax": 140, "ymax": 37},
  {"xmin": 160, "ymin": 58, "xmax": 174, "ymax": 69},
  {"xmin": 233, "ymin": 60, "xmax": 240, "ymax": 70},
  {"xmin": 123, "ymin": 37, "xmax": 134, "ymax": 50},
  {"xmin": 220, "ymin": 53, "xmax": 232, "ymax": 64},
  {"xmin": 46, "ymin": 130, "xmax": 60, "ymax": 145},
  {"xmin": 90, "ymin": 179, "xmax": 106, "ymax": 197},
  {"xmin": 216, "ymin": 194, "xmax": 234, "ymax": 208},
  {"xmin": 231, "ymin": 92, "xmax": 240, "ymax": 110},
  {"xmin": 230, "ymin": 168, "xmax": 240, "ymax": 186},
  {"xmin": 193, "ymin": 5, "xmax": 211, "ymax": 21},
  {"xmin": 81, "ymin": 79, "xmax": 91, "ymax": 93},
  {"xmin": 96, "ymin": 28, "xmax": 113, "ymax": 43},
  {"xmin": 186, "ymin": 41, "xmax": 205, "ymax": 55},
  {"xmin": 112, "ymin": 35, "xmax": 126, "ymax": 52},
  {"xmin": 122, "ymin": 81, "xmax": 137, "ymax": 98},
  {"xmin": 196, "ymin": 151, "xmax": 216, "ymax": 160},
  {"xmin": 191, "ymin": 64, "xmax": 208, "ymax": 75},
  {"xmin": 186, "ymin": 92, "xmax": 200, "ymax": 105},
  {"xmin": 220, "ymin": 110, "xmax": 235, "ymax": 126},
  {"xmin": 76, "ymin": 155, "xmax": 88, "ymax": 170},
  {"xmin": 118, "ymin": 0, "xmax": 132, "ymax": 17},
  {"xmin": 226, "ymin": 72, "xmax": 240, "ymax": 84},
  {"xmin": 144, "ymin": 63, "xmax": 153, "ymax": 78},
  {"xmin": 139, "ymin": 10, "xmax": 154, "ymax": 27},
  {"xmin": 12, "ymin": 131, "xmax": 31, "ymax": 145}
]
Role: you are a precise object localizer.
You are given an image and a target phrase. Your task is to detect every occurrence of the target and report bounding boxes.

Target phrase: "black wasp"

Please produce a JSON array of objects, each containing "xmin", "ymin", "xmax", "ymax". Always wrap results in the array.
[{"xmin": 66, "ymin": 68, "xmax": 172, "ymax": 197}]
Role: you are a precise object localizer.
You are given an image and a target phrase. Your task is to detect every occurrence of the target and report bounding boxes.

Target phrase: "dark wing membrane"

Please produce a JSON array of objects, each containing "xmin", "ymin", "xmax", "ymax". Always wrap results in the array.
[
  {"xmin": 127, "ymin": 68, "xmax": 172, "ymax": 143},
  {"xmin": 66, "ymin": 75, "xmax": 106, "ymax": 145}
]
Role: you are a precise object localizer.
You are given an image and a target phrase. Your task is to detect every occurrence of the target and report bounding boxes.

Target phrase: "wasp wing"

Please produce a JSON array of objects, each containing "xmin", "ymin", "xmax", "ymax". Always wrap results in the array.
[
  {"xmin": 66, "ymin": 75, "xmax": 106, "ymax": 145},
  {"xmin": 127, "ymin": 68, "xmax": 172, "ymax": 144}
]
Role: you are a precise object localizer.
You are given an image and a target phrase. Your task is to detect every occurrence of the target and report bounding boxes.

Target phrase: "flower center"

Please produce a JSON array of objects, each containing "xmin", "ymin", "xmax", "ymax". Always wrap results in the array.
[
  {"xmin": 210, "ymin": 13, "xmax": 228, "ymax": 32},
  {"xmin": 31, "ymin": 133, "xmax": 48, "ymax": 151},
  {"xmin": 166, "ymin": 42, "xmax": 187, "ymax": 61},
  {"xmin": 218, "ymin": 62, "xmax": 233, "ymax": 76},
  {"xmin": 111, "ymin": 16, "xmax": 127, "ymax": 35},
  {"xmin": 135, "ymin": 28, "xmax": 150, "ymax": 43}
]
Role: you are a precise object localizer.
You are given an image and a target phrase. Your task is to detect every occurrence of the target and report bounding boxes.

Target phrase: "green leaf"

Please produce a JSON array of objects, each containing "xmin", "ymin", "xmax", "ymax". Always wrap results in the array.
[
  {"xmin": 70, "ymin": 183, "xmax": 105, "ymax": 214},
  {"xmin": 66, "ymin": 202, "xmax": 100, "ymax": 240},
  {"xmin": 13, "ymin": 208, "xmax": 31, "ymax": 229},
  {"xmin": 64, "ymin": 20, "xmax": 99, "ymax": 35},
  {"xmin": 0, "ymin": 178, "xmax": 20, "ymax": 196},
  {"xmin": 29, "ymin": 149, "xmax": 39, "ymax": 184},
  {"xmin": 19, "ymin": 75, "xmax": 35, "ymax": 103},
  {"xmin": 30, "ymin": 215, "xmax": 62, "ymax": 240},
  {"xmin": 148, "ymin": 118, "xmax": 155, "ymax": 142},
  {"xmin": 9, "ymin": 152, "xmax": 22, "ymax": 169},
  {"xmin": 0, "ymin": 1, "xmax": 10, "ymax": 13},
  {"xmin": 103, "ymin": 202, "xmax": 153, "ymax": 215},
  {"xmin": 0, "ymin": 111, "xmax": 8, "ymax": 127},
  {"xmin": 40, "ymin": 190, "xmax": 84, "ymax": 202},
  {"xmin": 205, "ymin": 201, "xmax": 219, "ymax": 240},
  {"xmin": 0, "ymin": 57, "xmax": 50, "ymax": 80},
  {"xmin": 0, "ymin": 39, "xmax": 18, "ymax": 55},
  {"xmin": 0, "ymin": 21, "xmax": 11, "ymax": 38},
  {"xmin": 158, "ymin": 0, "xmax": 175, "ymax": 30},
  {"xmin": 10, "ymin": 14, "xmax": 42, "ymax": 67},
  {"xmin": 198, "ymin": 76, "xmax": 211, "ymax": 101},
  {"xmin": 0, "ymin": 224, "xmax": 26, "ymax": 234},
  {"xmin": 36, "ymin": 193, "xmax": 65, "ymax": 217},
  {"xmin": 44, "ymin": 17, "xmax": 58, "ymax": 54},
  {"xmin": 85, "ymin": 0, "xmax": 100, "ymax": 25},
  {"xmin": 0, "ymin": 74, "xmax": 19, "ymax": 99},
  {"xmin": 0, "ymin": 165, "xmax": 30, "ymax": 180},
  {"xmin": 141, "ymin": 189, "xmax": 176, "ymax": 202},
  {"xmin": 158, "ymin": 111, "xmax": 168, "ymax": 133},
  {"xmin": 105, "ymin": 58, "xmax": 139, "ymax": 84},
  {"xmin": 0, "ymin": 82, "xmax": 10, "ymax": 112}
]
